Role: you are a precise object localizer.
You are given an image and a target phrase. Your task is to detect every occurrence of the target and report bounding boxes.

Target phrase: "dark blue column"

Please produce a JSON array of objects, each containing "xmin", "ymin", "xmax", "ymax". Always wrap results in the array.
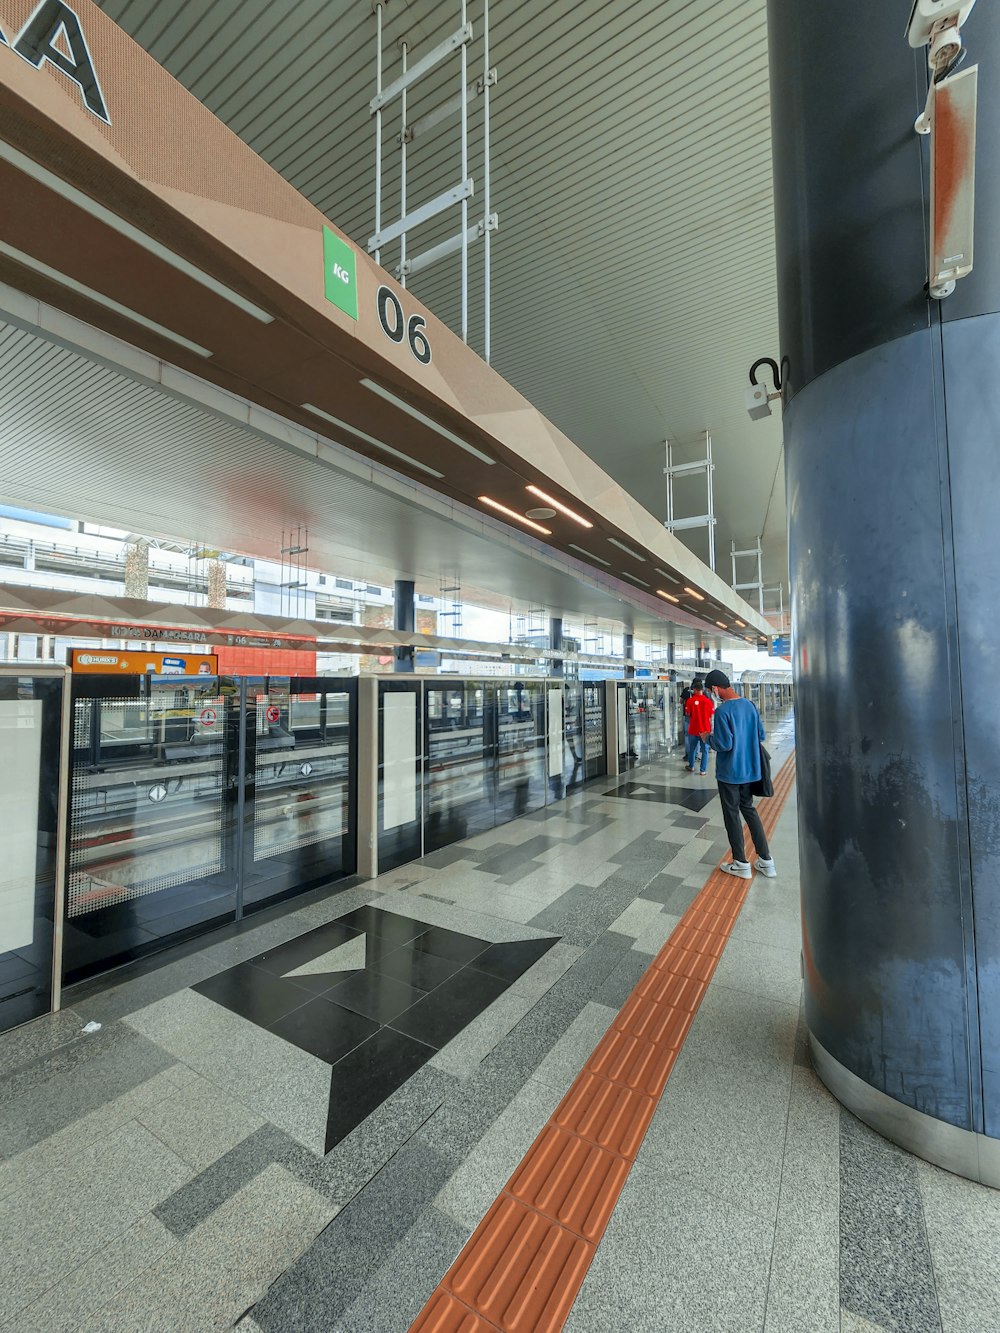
[
  {"xmin": 549, "ymin": 616, "xmax": 564, "ymax": 679},
  {"xmin": 769, "ymin": 0, "xmax": 1000, "ymax": 1180},
  {"xmin": 393, "ymin": 580, "xmax": 414, "ymax": 674},
  {"xmin": 623, "ymin": 631, "xmax": 634, "ymax": 681}
]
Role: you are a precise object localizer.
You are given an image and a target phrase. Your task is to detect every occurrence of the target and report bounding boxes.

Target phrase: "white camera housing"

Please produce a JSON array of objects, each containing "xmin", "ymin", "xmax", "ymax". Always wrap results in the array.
[
  {"xmin": 745, "ymin": 384, "xmax": 772, "ymax": 422},
  {"xmin": 907, "ymin": 0, "xmax": 976, "ymax": 48}
]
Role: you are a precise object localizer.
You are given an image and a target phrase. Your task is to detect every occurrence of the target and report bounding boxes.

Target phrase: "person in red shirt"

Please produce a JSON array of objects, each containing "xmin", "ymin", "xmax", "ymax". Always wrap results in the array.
[{"xmin": 684, "ymin": 680, "xmax": 715, "ymax": 775}]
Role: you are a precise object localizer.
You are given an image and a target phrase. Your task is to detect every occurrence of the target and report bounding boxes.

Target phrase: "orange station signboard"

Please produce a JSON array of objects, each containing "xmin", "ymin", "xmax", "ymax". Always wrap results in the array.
[{"xmin": 69, "ymin": 649, "xmax": 219, "ymax": 675}]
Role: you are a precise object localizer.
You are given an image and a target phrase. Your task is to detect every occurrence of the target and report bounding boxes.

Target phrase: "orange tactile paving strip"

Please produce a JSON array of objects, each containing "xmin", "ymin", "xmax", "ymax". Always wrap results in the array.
[{"xmin": 411, "ymin": 751, "xmax": 798, "ymax": 1333}]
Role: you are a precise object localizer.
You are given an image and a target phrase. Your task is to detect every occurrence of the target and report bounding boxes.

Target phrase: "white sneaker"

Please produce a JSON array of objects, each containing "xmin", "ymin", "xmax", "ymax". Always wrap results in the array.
[
  {"xmin": 720, "ymin": 860, "xmax": 752, "ymax": 879},
  {"xmin": 755, "ymin": 858, "xmax": 777, "ymax": 878}
]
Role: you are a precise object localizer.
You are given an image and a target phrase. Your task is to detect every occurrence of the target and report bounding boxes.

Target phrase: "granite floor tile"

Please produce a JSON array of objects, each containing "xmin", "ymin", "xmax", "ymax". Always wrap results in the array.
[
  {"xmin": 333, "ymin": 1205, "xmax": 470, "ymax": 1333},
  {"xmin": 632, "ymin": 910, "xmax": 682, "ymax": 957},
  {"xmin": 917, "ymin": 1157, "xmax": 1000, "ymax": 1333},
  {"xmin": 98, "ymin": 1163, "xmax": 335, "ymax": 1333},
  {"xmin": 839, "ymin": 1110, "xmax": 943, "ymax": 1332},
  {"xmin": 9, "ymin": 1212, "xmax": 177, "ymax": 1333},
  {"xmin": 429, "ymin": 990, "xmax": 537, "ymax": 1079},
  {"xmin": 126, "ymin": 989, "xmax": 332, "ymax": 1154},
  {"xmin": 710, "ymin": 934, "xmax": 803, "ymax": 1008},
  {"xmin": 592, "ymin": 947, "xmax": 654, "ymax": 1009},
  {"xmin": 0, "ymin": 1023, "xmax": 176, "ymax": 1158},
  {"xmin": 434, "ymin": 1077, "xmax": 561, "ymax": 1231},
  {"xmin": 0, "ymin": 1120, "xmax": 192, "ymax": 1327},
  {"xmin": 764, "ymin": 1187, "xmax": 840, "ymax": 1332},
  {"xmin": 0, "ymin": 1067, "xmax": 182, "ymax": 1203},
  {"xmin": 531, "ymin": 1001, "xmax": 616, "ymax": 1097},
  {"xmin": 565, "ymin": 1170, "xmax": 773, "ymax": 1333},
  {"xmin": 249, "ymin": 1135, "xmax": 456, "ymax": 1331},
  {"xmin": 607, "ymin": 896, "xmax": 666, "ymax": 940},
  {"xmin": 0, "ymin": 1007, "xmax": 85, "ymax": 1078},
  {"xmin": 509, "ymin": 939, "xmax": 585, "ymax": 1001},
  {"xmin": 135, "ymin": 1072, "xmax": 267, "ymax": 1172}
]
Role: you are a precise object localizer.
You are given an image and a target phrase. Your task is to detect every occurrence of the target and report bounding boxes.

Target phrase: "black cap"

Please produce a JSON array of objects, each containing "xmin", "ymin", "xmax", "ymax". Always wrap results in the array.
[{"xmin": 703, "ymin": 669, "xmax": 730, "ymax": 689}]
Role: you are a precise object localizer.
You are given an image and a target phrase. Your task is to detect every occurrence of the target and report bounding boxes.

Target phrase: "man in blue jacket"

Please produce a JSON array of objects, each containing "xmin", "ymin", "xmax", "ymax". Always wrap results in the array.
[{"xmin": 700, "ymin": 669, "xmax": 776, "ymax": 880}]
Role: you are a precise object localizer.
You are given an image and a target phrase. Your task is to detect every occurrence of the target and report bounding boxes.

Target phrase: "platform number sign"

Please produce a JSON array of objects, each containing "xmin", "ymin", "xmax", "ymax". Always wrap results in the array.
[
  {"xmin": 323, "ymin": 227, "xmax": 358, "ymax": 320},
  {"xmin": 376, "ymin": 286, "xmax": 432, "ymax": 365},
  {"xmin": 0, "ymin": 0, "xmax": 110, "ymax": 124}
]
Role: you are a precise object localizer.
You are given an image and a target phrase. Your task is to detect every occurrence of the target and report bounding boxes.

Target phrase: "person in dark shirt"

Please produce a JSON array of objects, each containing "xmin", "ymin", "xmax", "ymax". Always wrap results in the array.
[
  {"xmin": 683, "ymin": 681, "xmax": 714, "ymax": 774},
  {"xmin": 701, "ymin": 669, "xmax": 777, "ymax": 880}
]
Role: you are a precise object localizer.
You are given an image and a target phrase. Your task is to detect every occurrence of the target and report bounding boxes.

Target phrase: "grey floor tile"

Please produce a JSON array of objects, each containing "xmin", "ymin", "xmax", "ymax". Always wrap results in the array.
[
  {"xmin": 839, "ymin": 1111, "xmax": 943, "ymax": 1332},
  {"xmin": 429, "ymin": 989, "xmax": 536, "ymax": 1078},
  {"xmin": 607, "ymin": 896, "xmax": 665, "ymax": 940},
  {"xmin": 531, "ymin": 1001, "xmax": 615, "ymax": 1097},
  {"xmin": 125, "ymin": 989, "xmax": 332, "ymax": 1154},
  {"xmin": 916, "ymin": 1158, "xmax": 1000, "ymax": 1333},
  {"xmin": 632, "ymin": 911, "xmax": 682, "ymax": 957},
  {"xmin": 250, "ymin": 1135, "xmax": 456, "ymax": 1331},
  {"xmin": 10, "ymin": 1212, "xmax": 177, "ymax": 1333},
  {"xmin": 0, "ymin": 1008, "xmax": 85, "ymax": 1078},
  {"xmin": 592, "ymin": 948, "xmax": 653, "ymax": 1009},
  {"xmin": 566, "ymin": 1170, "xmax": 773, "ymax": 1332},
  {"xmin": 434, "ymin": 1078, "xmax": 560, "ymax": 1230},
  {"xmin": 509, "ymin": 938, "xmax": 584, "ymax": 1001},
  {"xmin": 334, "ymin": 1205, "xmax": 470, "ymax": 1332},
  {"xmin": 0, "ymin": 1022, "xmax": 176, "ymax": 1158},
  {"xmin": 96, "ymin": 1162, "xmax": 335, "ymax": 1333},
  {"xmin": 135, "ymin": 1071, "xmax": 266, "ymax": 1171},
  {"xmin": 0, "ymin": 1120, "xmax": 192, "ymax": 1327},
  {"xmin": 711, "ymin": 934, "xmax": 803, "ymax": 1009}
]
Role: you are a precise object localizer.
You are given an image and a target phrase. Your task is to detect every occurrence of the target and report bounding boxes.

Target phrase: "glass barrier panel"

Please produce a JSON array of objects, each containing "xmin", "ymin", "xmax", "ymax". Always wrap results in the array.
[
  {"xmin": 62, "ymin": 675, "xmax": 238, "ymax": 985},
  {"xmin": 0, "ymin": 671, "xmax": 65, "ymax": 1034},
  {"xmin": 582, "ymin": 682, "xmax": 606, "ymax": 780},
  {"xmin": 242, "ymin": 678, "xmax": 356, "ymax": 913},
  {"xmin": 424, "ymin": 681, "xmax": 495, "ymax": 851},
  {"xmin": 497, "ymin": 680, "xmax": 546, "ymax": 820},
  {"xmin": 378, "ymin": 680, "xmax": 422, "ymax": 872},
  {"xmin": 553, "ymin": 682, "xmax": 587, "ymax": 794}
]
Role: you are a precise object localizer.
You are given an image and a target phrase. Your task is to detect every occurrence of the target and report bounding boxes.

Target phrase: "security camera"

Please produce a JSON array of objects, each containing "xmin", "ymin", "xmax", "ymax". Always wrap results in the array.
[
  {"xmin": 906, "ymin": 0, "xmax": 976, "ymax": 48},
  {"xmin": 745, "ymin": 384, "xmax": 772, "ymax": 422}
]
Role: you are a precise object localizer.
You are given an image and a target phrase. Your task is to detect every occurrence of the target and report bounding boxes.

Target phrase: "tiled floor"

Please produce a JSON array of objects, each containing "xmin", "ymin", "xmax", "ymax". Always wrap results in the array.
[{"xmin": 2, "ymin": 708, "xmax": 999, "ymax": 1331}]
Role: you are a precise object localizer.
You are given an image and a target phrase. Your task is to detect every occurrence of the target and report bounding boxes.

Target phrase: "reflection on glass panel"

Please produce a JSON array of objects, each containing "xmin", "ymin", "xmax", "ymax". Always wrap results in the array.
[
  {"xmin": 0, "ymin": 673, "xmax": 62, "ymax": 1034},
  {"xmin": 560, "ymin": 683, "xmax": 586, "ymax": 792},
  {"xmin": 252, "ymin": 691, "xmax": 351, "ymax": 863},
  {"xmin": 424, "ymin": 682, "xmax": 493, "ymax": 851},
  {"xmin": 68, "ymin": 689, "xmax": 227, "ymax": 914},
  {"xmin": 583, "ymin": 683, "xmax": 606, "ymax": 780},
  {"xmin": 378, "ymin": 683, "xmax": 422, "ymax": 873},
  {"xmin": 498, "ymin": 681, "xmax": 545, "ymax": 819}
]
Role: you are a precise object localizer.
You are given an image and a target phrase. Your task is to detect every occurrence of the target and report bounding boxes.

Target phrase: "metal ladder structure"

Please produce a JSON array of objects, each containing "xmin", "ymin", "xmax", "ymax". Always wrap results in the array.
[
  {"xmin": 664, "ymin": 430, "xmax": 716, "ymax": 571},
  {"xmin": 731, "ymin": 536, "xmax": 764, "ymax": 613},
  {"xmin": 369, "ymin": 0, "xmax": 498, "ymax": 359}
]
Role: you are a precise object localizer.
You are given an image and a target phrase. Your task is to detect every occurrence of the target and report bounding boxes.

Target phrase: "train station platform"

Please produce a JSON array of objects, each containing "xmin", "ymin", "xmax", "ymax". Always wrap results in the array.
[{"xmin": 1, "ymin": 709, "xmax": 998, "ymax": 1333}]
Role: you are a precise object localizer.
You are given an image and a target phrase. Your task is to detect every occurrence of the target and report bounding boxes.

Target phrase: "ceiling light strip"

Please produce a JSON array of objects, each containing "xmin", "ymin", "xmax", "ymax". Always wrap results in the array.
[
  {"xmin": 479, "ymin": 496, "xmax": 551, "ymax": 535},
  {"xmin": 656, "ymin": 590, "xmax": 679, "ymax": 603},
  {"xmin": 302, "ymin": 402, "xmax": 443, "ymax": 477},
  {"xmin": 683, "ymin": 586, "xmax": 705, "ymax": 601},
  {"xmin": 607, "ymin": 537, "xmax": 646, "ymax": 561},
  {"xmin": 0, "ymin": 140, "xmax": 274, "ymax": 323},
  {"xmin": 361, "ymin": 378, "xmax": 495, "ymax": 464},
  {"xmin": 568, "ymin": 543, "xmax": 611, "ymax": 567},
  {"xmin": 620, "ymin": 571, "xmax": 650, "ymax": 588},
  {"xmin": 0, "ymin": 240, "xmax": 212, "ymax": 358},
  {"xmin": 655, "ymin": 568, "xmax": 681, "ymax": 584},
  {"xmin": 525, "ymin": 485, "xmax": 592, "ymax": 528}
]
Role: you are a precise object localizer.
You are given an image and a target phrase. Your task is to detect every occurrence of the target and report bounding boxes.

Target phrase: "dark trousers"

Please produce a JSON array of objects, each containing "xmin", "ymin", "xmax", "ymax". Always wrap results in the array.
[{"xmin": 717, "ymin": 780, "xmax": 771, "ymax": 862}]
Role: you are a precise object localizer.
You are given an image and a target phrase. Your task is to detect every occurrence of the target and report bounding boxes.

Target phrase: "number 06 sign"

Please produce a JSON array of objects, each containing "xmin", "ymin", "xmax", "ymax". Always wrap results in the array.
[{"xmin": 376, "ymin": 286, "xmax": 432, "ymax": 365}]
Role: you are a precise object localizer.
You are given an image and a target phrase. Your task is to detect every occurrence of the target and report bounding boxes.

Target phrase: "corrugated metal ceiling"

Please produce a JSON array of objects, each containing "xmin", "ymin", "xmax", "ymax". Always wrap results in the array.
[
  {"xmin": 94, "ymin": 0, "xmax": 787, "ymax": 608},
  {"xmin": 0, "ymin": 316, "xmax": 728, "ymax": 649}
]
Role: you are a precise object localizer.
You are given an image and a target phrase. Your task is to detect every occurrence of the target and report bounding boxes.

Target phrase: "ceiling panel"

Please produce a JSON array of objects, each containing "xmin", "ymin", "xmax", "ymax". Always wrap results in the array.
[{"xmin": 94, "ymin": 0, "xmax": 787, "ymax": 612}]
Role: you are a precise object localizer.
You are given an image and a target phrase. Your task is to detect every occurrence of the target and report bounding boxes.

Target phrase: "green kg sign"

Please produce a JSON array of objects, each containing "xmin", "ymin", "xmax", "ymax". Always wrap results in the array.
[{"xmin": 323, "ymin": 227, "xmax": 358, "ymax": 320}]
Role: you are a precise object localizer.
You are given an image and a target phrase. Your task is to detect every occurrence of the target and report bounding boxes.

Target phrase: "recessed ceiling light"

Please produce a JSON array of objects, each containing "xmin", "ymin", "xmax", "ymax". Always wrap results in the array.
[
  {"xmin": 620, "ymin": 571, "xmax": 650, "ymax": 588},
  {"xmin": 0, "ymin": 240, "xmax": 212, "ymax": 357},
  {"xmin": 656, "ymin": 590, "xmax": 680, "ymax": 603},
  {"xmin": 684, "ymin": 587, "xmax": 705, "ymax": 601},
  {"xmin": 0, "ymin": 139, "xmax": 273, "ymax": 322},
  {"xmin": 715, "ymin": 621, "xmax": 727, "ymax": 629},
  {"xmin": 608, "ymin": 538, "xmax": 646, "ymax": 561},
  {"xmin": 655, "ymin": 568, "xmax": 681, "ymax": 584},
  {"xmin": 568, "ymin": 543, "xmax": 610, "ymax": 567},
  {"xmin": 361, "ymin": 378, "xmax": 495, "ymax": 464},
  {"xmin": 301, "ymin": 403, "xmax": 443, "ymax": 477},
  {"xmin": 735, "ymin": 619, "xmax": 746, "ymax": 627},
  {"xmin": 479, "ymin": 496, "xmax": 551, "ymax": 535},
  {"xmin": 525, "ymin": 485, "xmax": 593, "ymax": 528}
]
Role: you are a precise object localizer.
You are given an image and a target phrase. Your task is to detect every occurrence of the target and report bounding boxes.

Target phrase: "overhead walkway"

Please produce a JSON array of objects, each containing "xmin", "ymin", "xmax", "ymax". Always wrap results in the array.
[{"xmin": 2, "ymin": 707, "xmax": 998, "ymax": 1331}]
